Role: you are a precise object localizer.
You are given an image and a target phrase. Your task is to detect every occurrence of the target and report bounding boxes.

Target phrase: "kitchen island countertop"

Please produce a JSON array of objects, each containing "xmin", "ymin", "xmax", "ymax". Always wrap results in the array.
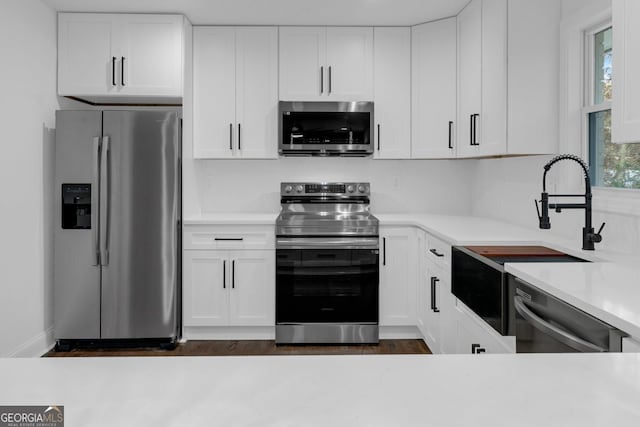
[{"xmin": 2, "ymin": 353, "xmax": 639, "ymax": 426}]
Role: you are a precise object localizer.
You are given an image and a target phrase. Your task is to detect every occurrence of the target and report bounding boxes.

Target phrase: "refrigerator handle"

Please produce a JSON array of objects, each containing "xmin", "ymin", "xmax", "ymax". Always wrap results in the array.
[
  {"xmin": 100, "ymin": 136, "xmax": 111, "ymax": 266},
  {"xmin": 92, "ymin": 137, "xmax": 101, "ymax": 266}
]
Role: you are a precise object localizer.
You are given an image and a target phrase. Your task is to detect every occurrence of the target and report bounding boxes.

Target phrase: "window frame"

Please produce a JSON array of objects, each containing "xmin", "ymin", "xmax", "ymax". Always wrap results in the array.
[{"xmin": 560, "ymin": 3, "xmax": 640, "ymax": 212}]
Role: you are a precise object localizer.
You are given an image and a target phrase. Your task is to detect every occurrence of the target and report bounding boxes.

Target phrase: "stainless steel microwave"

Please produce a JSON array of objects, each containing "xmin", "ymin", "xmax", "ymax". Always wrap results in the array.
[{"xmin": 278, "ymin": 101, "xmax": 374, "ymax": 156}]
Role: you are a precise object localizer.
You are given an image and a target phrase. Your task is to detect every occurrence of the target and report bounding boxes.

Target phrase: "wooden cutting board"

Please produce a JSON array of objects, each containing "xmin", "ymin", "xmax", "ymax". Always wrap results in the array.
[{"xmin": 464, "ymin": 245, "xmax": 567, "ymax": 258}]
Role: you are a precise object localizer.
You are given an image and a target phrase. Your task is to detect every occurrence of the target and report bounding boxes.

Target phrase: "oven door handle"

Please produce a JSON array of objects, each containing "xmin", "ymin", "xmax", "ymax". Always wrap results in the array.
[
  {"xmin": 513, "ymin": 296, "xmax": 606, "ymax": 352},
  {"xmin": 276, "ymin": 237, "xmax": 379, "ymax": 250}
]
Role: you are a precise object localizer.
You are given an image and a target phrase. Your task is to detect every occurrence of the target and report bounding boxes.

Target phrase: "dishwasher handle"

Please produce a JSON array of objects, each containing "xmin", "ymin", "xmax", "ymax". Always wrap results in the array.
[{"xmin": 513, "ymin": 296, "xmax": 606, "ymax": 353}]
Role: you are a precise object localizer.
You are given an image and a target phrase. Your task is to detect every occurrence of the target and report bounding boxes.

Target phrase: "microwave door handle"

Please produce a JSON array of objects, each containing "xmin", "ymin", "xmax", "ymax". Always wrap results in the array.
[
  {"xmin": 92, "ymin": 137, "xmax": 101, "ymax": 266},
  {"xmin": 513, "ymin": 296, "xmax": 606, "ymax": 352}
]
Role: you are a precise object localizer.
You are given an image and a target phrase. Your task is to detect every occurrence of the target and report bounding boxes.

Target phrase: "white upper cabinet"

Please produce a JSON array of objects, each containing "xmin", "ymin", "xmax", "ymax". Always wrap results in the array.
[
  {"xmin": 373, "ymin": 27, "xmax": 411, "ymax": 159},
  {"xmin": 279, "ymin": 27, "xmax": 373, "ymax": 101},
  {"xmin": 613, "ymin": 0, "xmax": 640, "ymax": 143},
  {"xmin": 456, "ymin": 0, "xmax": 506, "ymax": 158},
  {"xmin": 193, "ymin": 26, "xmax": 278, "ymax": 159},
  {"xmin": 118, "ymin": 15, "xmax": 184, "ymax": 97},
  {"xmin": 455, "ymin": 0, "xmax": 560, "ymax": 158},
  {"xmin": 411, "ymin": 18, "xmax": 457, "ymax": 159},
  {"xmin": 58, "ymin": 13, "xmax": 187, "ymax": 103}
]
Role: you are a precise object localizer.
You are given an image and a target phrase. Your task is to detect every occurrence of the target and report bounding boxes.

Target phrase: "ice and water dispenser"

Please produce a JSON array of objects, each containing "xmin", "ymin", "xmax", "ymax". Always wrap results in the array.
[{"xmin": 61, "ymin": 184, "xmax": 91, "ymax": 229}]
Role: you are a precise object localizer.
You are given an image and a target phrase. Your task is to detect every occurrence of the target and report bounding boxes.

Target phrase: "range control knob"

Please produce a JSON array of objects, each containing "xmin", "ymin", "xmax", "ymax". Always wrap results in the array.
[
  {"xmin": 296, "ymin": 185, "xmax": 304, "ymax": 193},
  {"xmin": 358, "ymin": 184, "xmax": 367, "ymax": 193},
  {"xmin": 284, "ymin": 185, "xmax": 293, "ymax": 193},
  {"xmin": 347, "ymin": 185, "xmax": 355, "ymax": 193}
]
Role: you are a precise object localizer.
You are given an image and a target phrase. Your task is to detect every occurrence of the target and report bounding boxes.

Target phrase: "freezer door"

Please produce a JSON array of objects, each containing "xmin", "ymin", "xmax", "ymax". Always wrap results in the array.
[
  {"xmin": 100, "ymin": 111, "xmax": 180, "ymax": 339},
  {"xmin": 54, "ymin": 111, "xmax": 102, "ymax": 339}
]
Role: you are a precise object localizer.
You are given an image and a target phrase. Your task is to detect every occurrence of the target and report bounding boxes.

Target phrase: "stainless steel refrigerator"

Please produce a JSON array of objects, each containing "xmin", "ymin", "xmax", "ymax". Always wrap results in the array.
[{"xmin": 54, "ymin": 110, "xmax": 181, "ymax": 348}]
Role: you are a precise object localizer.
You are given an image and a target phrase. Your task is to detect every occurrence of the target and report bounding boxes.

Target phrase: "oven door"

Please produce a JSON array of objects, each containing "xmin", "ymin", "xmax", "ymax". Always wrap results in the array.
[{"xmin": 276, "ymin": 247, "xmax": 379, "ymax": 324}]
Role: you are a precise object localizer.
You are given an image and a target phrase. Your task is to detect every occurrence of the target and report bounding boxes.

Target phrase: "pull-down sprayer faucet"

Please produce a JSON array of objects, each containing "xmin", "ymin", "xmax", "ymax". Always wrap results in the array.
[{"xmin": 535, "ymin": 154, "xmax": 605, "ymax": 251}]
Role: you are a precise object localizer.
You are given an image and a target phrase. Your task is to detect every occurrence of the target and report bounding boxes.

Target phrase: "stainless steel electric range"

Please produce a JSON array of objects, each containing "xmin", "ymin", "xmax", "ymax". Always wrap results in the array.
[{"xmin": 275, "ymin": 182, "xmax": 379, "ymax": 344}]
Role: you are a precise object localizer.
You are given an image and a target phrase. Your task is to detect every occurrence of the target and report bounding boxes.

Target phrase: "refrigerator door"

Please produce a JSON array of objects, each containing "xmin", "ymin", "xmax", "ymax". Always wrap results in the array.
[
  {"xmin": 54, "ymin": 111, "xmax": 102, "ymax": 339},
  {"xmin": 101, "ymin": 111, "xmax": 180, "ymax": 339}
]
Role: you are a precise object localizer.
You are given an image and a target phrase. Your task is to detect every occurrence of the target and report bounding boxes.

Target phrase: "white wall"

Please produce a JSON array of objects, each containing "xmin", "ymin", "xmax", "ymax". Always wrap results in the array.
[
  {"xmin": 0, "ymin": 1, "xmax": 59, "ymax": 357},
  {"xmin": 183, "ymin": 158, "xmax": 476, "ymax": 216}
]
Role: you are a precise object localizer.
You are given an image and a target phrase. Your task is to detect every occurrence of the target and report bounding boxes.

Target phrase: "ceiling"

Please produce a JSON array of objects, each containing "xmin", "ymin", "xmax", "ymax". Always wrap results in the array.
[{"xmin": 40, "ymin": 0, "xmax": 469, "ymax": 26}]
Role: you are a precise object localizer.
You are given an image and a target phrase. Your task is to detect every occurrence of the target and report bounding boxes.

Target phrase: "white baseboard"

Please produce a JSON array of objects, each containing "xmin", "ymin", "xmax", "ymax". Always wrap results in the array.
[
  {"xmin": 7, "ymin": 327, "xmax": 55, "ymax": 358},
  {"xmin": 184, "ymin": 326, "xmax": 275, "ymax": 341},
  {"xmin": 379, "ymin": 325, "xmax": 421, "ymax": 340}
]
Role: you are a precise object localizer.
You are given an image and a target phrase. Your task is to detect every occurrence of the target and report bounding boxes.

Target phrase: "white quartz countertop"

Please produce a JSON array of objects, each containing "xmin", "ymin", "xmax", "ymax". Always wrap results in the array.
[{"xmin": 2, "ymin": 354, "xmax": 639, "ymax": 426}]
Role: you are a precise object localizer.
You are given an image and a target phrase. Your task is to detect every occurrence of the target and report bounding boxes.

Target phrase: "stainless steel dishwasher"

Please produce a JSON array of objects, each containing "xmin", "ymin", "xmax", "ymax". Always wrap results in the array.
[{"xmin": 507, "ymin": 275, "xmax": 626, "ymax": 353}]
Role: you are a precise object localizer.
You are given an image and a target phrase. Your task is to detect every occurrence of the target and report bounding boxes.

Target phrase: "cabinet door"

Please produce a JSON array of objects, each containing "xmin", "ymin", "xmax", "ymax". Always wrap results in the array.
[
  {"xmin": 380, "ymin": 227, "xmax": 416, "ymax": 326},
  {"xmin": 479, "ymin": 0, "xmax": 507, "ymax": 156},
  {"xmin": 373, "ymin": 27, "xmax": 411, "ymax": 159},
  {"xmin": 325, "ymin": 27, "xmax": 374, "ymax": 100},
  {"xmin": 456, "ymin": 0, "xmax": 482, "ymax": 158},
  {"xmin": 613, "ymin": 0, "xmax": 640, "ymax": 143},
  {"xmin": 422, "ymin": 263, "xmax": 444, "ymax": 353},
  {"xmin": 411, "ymin": 19, "xmax": 457, "ymax": 159},
  {"xmin": 183, "ymin": 251, "xmax": 229, "ymax": 326},
  {"xmin": 58, "ymin": 13, "xmax": 117, "ymax": 96},
  {"xmin": 235, "ymin": 27, "xmax": 279, "ymax": 159},
  {"xmin": 118, "ymin": 15, "xmax": 183, "ymax": 97},
  {"xmin": 279, "ymin": 27, "xmax": 326, "ymax": 100},
  {"xmin": 229, "ymin": 250, "xmax": 275, "ymax": 326},
  {"xmin": 193, "ymin": 27, "xmax": 236, "ymax": 159}
]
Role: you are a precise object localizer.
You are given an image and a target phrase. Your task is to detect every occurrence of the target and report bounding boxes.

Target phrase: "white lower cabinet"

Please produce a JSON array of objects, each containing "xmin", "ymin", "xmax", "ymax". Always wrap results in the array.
[
  {"xmin": 379, "ymin": 227, "xmax": 417, "ymax": 326},
  {"xmin": 454, "ymin": 299, "xmax": 515, "ymax": 354},
  {"xmin": 183, "ymin": 250, "xmax": 275, "ymax": 327}
]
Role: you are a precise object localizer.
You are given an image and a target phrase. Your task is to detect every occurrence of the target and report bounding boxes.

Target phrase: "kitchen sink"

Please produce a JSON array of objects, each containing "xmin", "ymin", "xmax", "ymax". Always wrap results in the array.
[{"xmin": 463, "ymin": 245, "xmax": 590, "ymax": 266}]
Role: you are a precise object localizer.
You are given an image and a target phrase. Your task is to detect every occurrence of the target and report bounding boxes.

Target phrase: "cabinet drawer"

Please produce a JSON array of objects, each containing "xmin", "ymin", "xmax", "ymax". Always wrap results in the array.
[
  {"xmin": 184, "ymin": 225, "xmax": 275, "ymax": 250},
  {"xmin": 426, "ymin": 234, "xmax": 451, "ymax": 268},
  {"xmin": 455, "ymin": 299, "xmax": 515, "ymax": 354}
]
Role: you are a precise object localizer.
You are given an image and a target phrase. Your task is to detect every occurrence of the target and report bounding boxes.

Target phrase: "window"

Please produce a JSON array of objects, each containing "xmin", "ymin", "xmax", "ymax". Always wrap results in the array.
[{"xmin": 587, "ymin": 25, "xmax": 640, "ymax": 188}]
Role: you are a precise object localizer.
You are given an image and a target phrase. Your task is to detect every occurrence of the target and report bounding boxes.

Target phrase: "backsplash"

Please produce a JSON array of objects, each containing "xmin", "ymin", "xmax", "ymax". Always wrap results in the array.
[{"xmin": 183, "ymin": 157, "xmax": 476, "ymax": 216}]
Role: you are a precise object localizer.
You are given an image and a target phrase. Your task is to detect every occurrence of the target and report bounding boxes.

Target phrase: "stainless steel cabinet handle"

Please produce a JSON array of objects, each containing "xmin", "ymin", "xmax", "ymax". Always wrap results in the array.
[
  {"xmin": 430, "ymin": 277, "xmax": 440, "ymax": 313},
  {"xmin": 320, "ymin": 66, "xmax": 324, "ymax": 94},
  {"xmin": 377, "ymin": 124, "xmax": 381, "ymax": 151},
  {"xmin": 229, "ymin": 123, "xmax": 233, "ymax": 150},
  {"xmin": 100, "ymin": 136, "xmax": 111, "ymax": 266},
  {"xmin": 328, "ymin": 66, "xmax": 332, "ymax": 94},
  {"xmin": 232, "ymin": 260, "xmax": 236, "ymax": 289},
  {"xmin": 121, "ymin": 57, "xmax": 125, "ymax": 86},
  {"xmin": 448, "ymin": 121, "xmax": 453, "ymax": 149},
  {"xmin": 237, "ymin": 123, "xmax": 241, "ymax": 150},
  {"xmin": 112, "ymin": 57, "xmax": 117, "ymax": 86},
  {"xmin": 429, "ymin": 248, "xmax": 444, "ymax": 257},
  {"xmin": 92, "ymin": 137, "xmax": 101, "ymax": 266},
  {"xmin": 513, "ymin": 296, "xmax": 606, "ymax": 352}
]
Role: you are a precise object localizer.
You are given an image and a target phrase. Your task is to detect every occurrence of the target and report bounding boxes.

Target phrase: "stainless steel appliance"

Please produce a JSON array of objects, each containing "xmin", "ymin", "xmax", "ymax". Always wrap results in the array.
[
  {"xmin": 452, "ymin": 246, "xmax": 588, "ymax": 335},
  {"xmin": 278, "ymin": 101, "xmax": 374, "ymax": 156},
  {"xmin": 507, "ymin": 275, "xmax": 626, "ymax": 352},
  {"xmin": 275, "ymin": 182, "xmax": 379, "ymax": 344},
  {"xmin": 54, "ymin": 110, "xmax": 181, "ymax": 349}
]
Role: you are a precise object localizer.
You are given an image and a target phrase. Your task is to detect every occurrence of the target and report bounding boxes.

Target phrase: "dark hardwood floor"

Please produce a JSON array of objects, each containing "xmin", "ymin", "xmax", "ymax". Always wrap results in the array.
[{"xmin": 44, "ymin": 339, "xmax": 431, "ymax": 357}]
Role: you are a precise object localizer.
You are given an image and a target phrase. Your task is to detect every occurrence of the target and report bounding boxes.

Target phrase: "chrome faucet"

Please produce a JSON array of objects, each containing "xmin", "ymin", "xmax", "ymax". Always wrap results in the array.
[{"xmin": 535, "ymin": 154, "xmax": 605, "ymax": 251}]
